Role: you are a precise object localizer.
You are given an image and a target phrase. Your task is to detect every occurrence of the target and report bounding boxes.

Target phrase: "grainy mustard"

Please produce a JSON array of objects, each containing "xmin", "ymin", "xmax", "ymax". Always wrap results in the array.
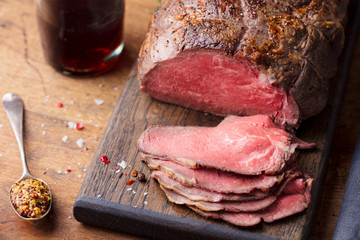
[{"xmin": 10, "ymin": 179, "xmax": 51, "ymax": 218}]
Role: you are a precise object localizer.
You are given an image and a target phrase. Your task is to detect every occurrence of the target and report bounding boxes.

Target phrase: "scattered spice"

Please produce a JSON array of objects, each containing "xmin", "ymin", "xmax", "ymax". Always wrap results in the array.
[
  {"xmin": 119, "ymin": 172, "xmax": 123, "ymax": 178},
  {"xmin": 67, "ymin": 169, "xmax": 71, "ymax": 173},
  {"xmin": 76, "ymin": 123, "xmax": 84, "ymax": 130},
  {"xmin": 126, "ymin": 179, "xmax": 135, "ymax": 185},
  {"xmin": 137, "ymin": 173, "xmax": 146, "ymax": 182},
  {"xmin": 115, "ymin": 166, "xmax": 119, "ymax": 170},
  {"xmin": 55, "ymin": 102, "xmax": 63, "ymax": 108},
  {"xmin": 100, "ymin": 155, "xmax": 111, "ymax": 164},
  {"xmin": 131, "ymin": 170, "xmax": 138, "ymax": 177},
  {"xmin": 10, "ymin": 179, "xmax": 51, "ymax": 218}
]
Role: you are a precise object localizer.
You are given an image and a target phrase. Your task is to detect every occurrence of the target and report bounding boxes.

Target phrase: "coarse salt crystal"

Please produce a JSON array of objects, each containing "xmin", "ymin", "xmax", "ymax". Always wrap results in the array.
[
  {"xmin": 42, "ymin": 130, "xmax": 46, "ymax": 135},
  {"xmin": 77, "ymin": 114, "xmax": 81, "ymax": 118},
  {"xmin": 94, "ymin": 124, "xmax": 99, "ymax": 128},
  {"xmin": 115, "ymin": 170, "xmax": 121, "ymax": 173},
  {"xmin": 70, "ymin": 100, "xmax": 74, "ymax": 104},
  {"xmin": 76, "ymin": 138, "xmax": 84, "ymax": 148},
  {"xmin": 57, "ymin": 170, "xmax": 62, "ymax": 174},
  {"xmin": 132, "ymin": 190, "xmax": 136, "ymax": 195},
  {"xmin": 94, "ymin": 99, "xmax": 104, "ymax": 105},
  {"xmin": 144, "ymin": 192, "xmax": 148, "ymax": 196},
  {"xmin": 144, "ymin": 201, "xmax": 148, "ymax": 205},
  {"xmin": 97, "ymin": 194, "xmax": 102, "ymax": 198},
  {"xmin": 68, "ymin": 216, "xmax": 71, "ymax": 219},
  {"xmin": 83, "ymin": 169, "xmax": 87, "ymax": 172},
  {"xmin": 77, "ymin": 174, "xmax": 82, "ymax": 178},
  {"xmin": 118, "ymin": 160, "xmax": 127, "ymax": 169},
  {"xmin": 113, "ymin": 87, "xmax": 119, "ymax": 91},
  {"xmin": 68, "ymin": 121, "xmax": 77, "ymax": 129},
  {"xmin": 127, "ymin": 188, "xmax": 132, "ymax": 191},
  {"xmin": 77, "ymin": 162, "xmax": 81, "ymax": 166},
  {"xmin": 0, "ymin": 153, "xmax": 2, "ymax": 157},
  {"xmin": 41, "ymin": 123, "xmax": 45, "ymax": 127},
  {"xmin": 62, "ymin": 136, "xmax": 68, "ymax": 142},
  {"xmin": 0, "ymin": 124, "xmax": 3, "ymax": 128}
]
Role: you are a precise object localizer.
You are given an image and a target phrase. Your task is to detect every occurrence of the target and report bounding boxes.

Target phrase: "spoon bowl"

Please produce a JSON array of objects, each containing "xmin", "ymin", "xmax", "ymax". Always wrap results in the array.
[{"xmin": 3, "ymin": 93, "xmax": 52, "ymax": 220}]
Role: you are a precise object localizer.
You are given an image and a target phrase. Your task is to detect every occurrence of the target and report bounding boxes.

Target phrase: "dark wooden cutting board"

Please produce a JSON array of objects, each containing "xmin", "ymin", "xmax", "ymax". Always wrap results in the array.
[{"xmin": 73, "ymin": 2, "xmax": 360, "ymax": 239}]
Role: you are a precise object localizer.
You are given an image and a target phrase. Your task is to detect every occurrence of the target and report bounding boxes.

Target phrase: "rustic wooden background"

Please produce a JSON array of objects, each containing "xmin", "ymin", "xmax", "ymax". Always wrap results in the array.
[{"xmin": 0, "ymin": 0, "xmax": 359, "ymax": 239}]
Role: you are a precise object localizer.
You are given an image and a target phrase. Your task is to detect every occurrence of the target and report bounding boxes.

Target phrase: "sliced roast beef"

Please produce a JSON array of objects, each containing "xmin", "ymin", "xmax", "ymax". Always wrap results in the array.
[
  {"xmin": 144, "ymin": 157, "xmax": 284, "ymax": 194},
  {"xmin": 160, "ymin": 185, "xmax": 277, "ymax": 212},
  {"xmin": 152, "ymin": 166, "xmax": 303, "ymax": 202},
  {"xmin": 152, "ymin": 170, "xmax": 269, "ymax": 202},
  {"xmin": 188, "ymin": 177, "xmax": 313, "ymax": 227},
  {"xmin": 137, "ymin": 0, "xmax": 347, "ymax": 126},
  {"xmin": 138, "ymin": 115, "xmax": 315, "ymax": 175}
]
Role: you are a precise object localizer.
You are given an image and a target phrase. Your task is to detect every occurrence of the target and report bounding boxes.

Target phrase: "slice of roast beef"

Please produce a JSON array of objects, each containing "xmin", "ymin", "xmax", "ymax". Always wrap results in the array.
[
  {"xmin": 137, "ymin": 0, "xmax": 347, "ymax": 126},
  {"xmin": 188, "ymin": 177, "xmax": 313, "ymax": 227},
  {"xmin": 160, "ymin": 185, "xmax": 277, "ymax": 212},
  {"xmin": 144, "ymin": 157, "xmax": 284, "ymax": 194},
  {"xmin": 138, "ymin": 115, "xmax": 315, "ymax": 175},
  {"xmin": 152, "ymin": 166, "xmax": 302, "ymax": 203},
  {"xmin": 152, "ymin": 170, "xmax": 269, "ymax": 202}
]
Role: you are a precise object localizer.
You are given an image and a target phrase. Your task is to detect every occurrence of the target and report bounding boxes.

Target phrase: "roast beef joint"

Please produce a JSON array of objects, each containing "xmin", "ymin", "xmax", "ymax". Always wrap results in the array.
[
  {"xmin": 136, "ymin": 0, "xmax": 347, "ymax": 228},
  {"xmin": 137, "ymin": 0, "xmax": 347, "ymax": 126}
]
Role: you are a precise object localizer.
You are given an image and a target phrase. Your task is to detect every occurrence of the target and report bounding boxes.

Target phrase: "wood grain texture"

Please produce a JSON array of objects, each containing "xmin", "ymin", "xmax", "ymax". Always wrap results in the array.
[
  {"xmin": 73, "ymin": 2, "xmax": 360, "ymax": 238},
  {"xmin": 0, "ymin": 0, "xmax": 359, "ymax": 239}
]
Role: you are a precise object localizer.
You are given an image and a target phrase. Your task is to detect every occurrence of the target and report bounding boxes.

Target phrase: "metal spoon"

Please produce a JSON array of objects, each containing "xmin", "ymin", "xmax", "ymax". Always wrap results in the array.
[{"xmin": 2, "ymin": 93, "xmax": 52, "ymax": 220}]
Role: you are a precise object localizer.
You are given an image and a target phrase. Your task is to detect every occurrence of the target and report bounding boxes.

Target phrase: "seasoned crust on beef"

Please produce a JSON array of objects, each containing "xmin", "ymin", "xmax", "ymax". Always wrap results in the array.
[{"xmin": 137, "ymin": 0, "xmax": 347, "ymax": 120}]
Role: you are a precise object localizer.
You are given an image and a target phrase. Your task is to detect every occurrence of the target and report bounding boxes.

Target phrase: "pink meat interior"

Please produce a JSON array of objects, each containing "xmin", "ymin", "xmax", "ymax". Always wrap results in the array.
[{"xmin": 141, "ymin": 49, "xmax": 299, "ymax": 126}]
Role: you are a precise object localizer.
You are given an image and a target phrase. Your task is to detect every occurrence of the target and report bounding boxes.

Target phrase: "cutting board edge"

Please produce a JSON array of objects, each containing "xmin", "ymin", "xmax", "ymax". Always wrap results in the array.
[{"xmin": 73, "ymin": 195, "xmax": 280, "ymax": 240}]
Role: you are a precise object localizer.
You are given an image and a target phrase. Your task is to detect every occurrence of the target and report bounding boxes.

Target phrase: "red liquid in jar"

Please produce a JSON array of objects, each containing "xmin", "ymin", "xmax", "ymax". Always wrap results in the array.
[{"xmin": 36, "ymin": 0, "xmax": 124, "ymax": 75}]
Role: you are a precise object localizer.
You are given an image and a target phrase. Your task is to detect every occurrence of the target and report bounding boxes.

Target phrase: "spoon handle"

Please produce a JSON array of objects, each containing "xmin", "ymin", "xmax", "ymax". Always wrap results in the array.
[{"xmin": 2, "ymin": 93, "xmax": 31, "ymax": 178}]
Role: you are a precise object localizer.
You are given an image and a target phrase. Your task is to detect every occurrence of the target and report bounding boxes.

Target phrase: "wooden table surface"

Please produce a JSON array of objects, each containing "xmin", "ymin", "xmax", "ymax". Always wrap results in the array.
[{"xmin": 0, "ymin": 1, "xmax": 359, "ymax": 239}]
